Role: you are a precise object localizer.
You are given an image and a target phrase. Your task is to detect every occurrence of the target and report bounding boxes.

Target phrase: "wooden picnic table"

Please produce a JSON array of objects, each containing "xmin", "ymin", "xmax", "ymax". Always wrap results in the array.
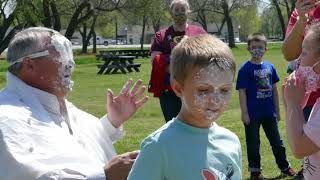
[
  {"xmin": 97, "ymin": 49, "xmax": 150, "ymax": 58},
  {"xmin": 97, "ymin": 55, "xmax": 141, "ymax": 74}
]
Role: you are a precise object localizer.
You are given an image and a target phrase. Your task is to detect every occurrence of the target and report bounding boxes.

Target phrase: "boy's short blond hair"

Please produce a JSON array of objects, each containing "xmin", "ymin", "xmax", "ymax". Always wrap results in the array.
[
  {"xmin": 170, "ymin": 34, "xmax": 236, "ymax": 85},
  {"xmin": 247, "ymin": 33, "xmax": 267, "ymax": 47}
]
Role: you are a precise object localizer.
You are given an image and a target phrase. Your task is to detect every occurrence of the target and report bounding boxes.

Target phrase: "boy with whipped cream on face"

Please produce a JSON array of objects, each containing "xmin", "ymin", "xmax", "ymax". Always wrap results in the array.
[
  {"xmin": 128, "ymin": 34, "xmax": 241, "ymax": 180},
  {"xmin": 284, "ymin": 23, "xmax": 320, "ymax": 180},
  {"xmin": 237, "ymin": 33, "xmax": 295, "ymax": 179}
]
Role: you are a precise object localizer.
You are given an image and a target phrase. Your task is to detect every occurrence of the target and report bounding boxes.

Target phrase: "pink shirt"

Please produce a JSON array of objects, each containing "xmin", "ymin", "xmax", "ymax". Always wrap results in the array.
[
  {"xmin": 303, "ymin": 98, "xmax": 320, "ymax": 179},
  {"xmin": 286, "ymin": 8, "xmax": 320, "ymax": 106},
  {"xmin": 151, "ymin": 24, "xmax": 206, "ymax": 54}
]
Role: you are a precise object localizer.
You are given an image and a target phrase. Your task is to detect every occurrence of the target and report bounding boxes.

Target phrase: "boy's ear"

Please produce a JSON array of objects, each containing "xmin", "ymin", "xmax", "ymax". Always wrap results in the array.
[
  {"xmin": 265, "ymin": 47, "xmax": 268, "ymax": 51},
  {"xmin": 171, "ymin": 78, "xmax": 183, "ymax": 97}
]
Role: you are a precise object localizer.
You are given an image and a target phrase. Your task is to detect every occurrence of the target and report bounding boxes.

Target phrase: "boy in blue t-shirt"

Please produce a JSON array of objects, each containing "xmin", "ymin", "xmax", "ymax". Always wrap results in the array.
[
  {"xmin": 236, "ymin": 33, "xmax": 296, "ymax": 179},
  {"xmin": 128, "ymin": 34, "xmax": 242, "ymax": 180}
]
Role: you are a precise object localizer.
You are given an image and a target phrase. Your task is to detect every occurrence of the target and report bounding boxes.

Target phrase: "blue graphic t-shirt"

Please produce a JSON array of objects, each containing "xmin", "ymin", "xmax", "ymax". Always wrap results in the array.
[
  {"xmin": 128, "ymin": 119, "xmax": 242, "ymax": 180},
  {"xmin": 236, "ymin": 60, "xmax": 279, "ymax": 120}
]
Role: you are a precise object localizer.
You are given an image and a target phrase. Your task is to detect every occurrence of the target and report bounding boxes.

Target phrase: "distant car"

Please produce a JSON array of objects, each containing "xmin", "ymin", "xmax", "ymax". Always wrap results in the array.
[
  {"xmin": 109, "ymin": 39, "xmax": 125, "ymax": 45},
  {"xmin": 71, "ymin": 36, "xmax": 81, "ymax": 45},
  {"xmin": 90, "ymin": 36, "xmax": 109, "ymax": 46}
]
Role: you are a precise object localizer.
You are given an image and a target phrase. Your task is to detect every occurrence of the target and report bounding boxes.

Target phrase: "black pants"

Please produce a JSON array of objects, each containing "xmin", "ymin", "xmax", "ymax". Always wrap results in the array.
[
  {"xmin": 159, "ymin": 90, "xmax": 181, "ymax": 122},
  {"xmin": 244, "ymin": 118, "xmax": 289, "ymax": 172}
]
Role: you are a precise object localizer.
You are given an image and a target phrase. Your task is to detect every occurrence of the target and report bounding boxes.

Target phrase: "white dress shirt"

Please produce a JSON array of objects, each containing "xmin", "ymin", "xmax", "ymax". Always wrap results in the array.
[{"xmin": 0, "ymin": 72, "xmax": 124, "ymax": 180}]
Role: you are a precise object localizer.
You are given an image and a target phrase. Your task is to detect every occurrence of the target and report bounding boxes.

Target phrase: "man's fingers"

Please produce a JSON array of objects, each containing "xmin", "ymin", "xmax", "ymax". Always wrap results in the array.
[
  {"xmin": 107, "ymin": 89, "xmax": 114, "ymax": 107},
  {"xmin": 130, "ymin": 79, "xmax": 143, "ymax": 97},
  {"xmin": 120, "ymin": 79, "xmax": 133, "ymax": 95},
  {"xmin": 133, "ymin": 85, "xmax": 146, "ymax": 101},
  {"xmin": 129, "ymin": 150, "xmax": 140, "ymax": 159},
  {"xmin": 135, "ymin": 96, "xmax": 149, "ymax": 109}
]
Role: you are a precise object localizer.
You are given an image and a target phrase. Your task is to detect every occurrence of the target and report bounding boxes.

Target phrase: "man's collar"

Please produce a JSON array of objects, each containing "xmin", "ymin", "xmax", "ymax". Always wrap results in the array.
[{"xmin": 6, "ymin": 72, "xmax": 62, "ymax": 115}]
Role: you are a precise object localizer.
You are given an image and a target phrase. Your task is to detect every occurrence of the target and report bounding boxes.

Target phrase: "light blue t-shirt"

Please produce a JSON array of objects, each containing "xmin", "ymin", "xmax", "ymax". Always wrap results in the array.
[{"xmin": 128, "ymin": 119, "xmax": 242, "ymax": 180}]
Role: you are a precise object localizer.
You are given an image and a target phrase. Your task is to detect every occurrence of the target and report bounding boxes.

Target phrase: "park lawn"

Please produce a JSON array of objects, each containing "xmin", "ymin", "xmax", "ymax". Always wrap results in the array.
[{"xmin": 0, "ymin": 43, "xmax": 301, "ymax": 179}]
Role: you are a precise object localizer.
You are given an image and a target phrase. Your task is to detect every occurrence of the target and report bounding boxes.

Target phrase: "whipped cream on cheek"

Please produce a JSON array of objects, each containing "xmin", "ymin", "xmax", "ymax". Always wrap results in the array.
[
  {"xmin": 50, "ymin": 34, "xmax": 75, "ymax": 93},
  {"xmin": 193, "ymin": 64, "xmax": 234, "ymax": 121}
]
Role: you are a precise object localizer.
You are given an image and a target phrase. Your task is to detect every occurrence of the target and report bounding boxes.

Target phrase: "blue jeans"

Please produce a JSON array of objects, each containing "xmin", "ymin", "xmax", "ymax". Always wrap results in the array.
[
  {"xmin": 244, "ymin": 118, "xmax": 289, "ymax": 172},
  {"xmin": 159, "ymin": 90, "xmax": 182, "ymax": 122}
]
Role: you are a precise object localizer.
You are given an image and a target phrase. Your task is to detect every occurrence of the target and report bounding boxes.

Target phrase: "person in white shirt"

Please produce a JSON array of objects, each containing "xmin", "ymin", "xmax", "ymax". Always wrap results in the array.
[{"xmin": 0, "ymin": 27, "xmax": 149, "ymax": 180}]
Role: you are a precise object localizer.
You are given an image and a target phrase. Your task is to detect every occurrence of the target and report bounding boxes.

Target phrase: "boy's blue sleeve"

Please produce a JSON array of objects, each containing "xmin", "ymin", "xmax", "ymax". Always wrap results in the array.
[
  {"xmin": 271, "ymin": 65, "xmax": 280, "ymax": 84},
  {"xmin": 128, "ymin": 137, "xmax": 164, "ymax": 180},
  {"xmin": 236, "ymin": 66, "xmax": 248, "ymax": 90}
]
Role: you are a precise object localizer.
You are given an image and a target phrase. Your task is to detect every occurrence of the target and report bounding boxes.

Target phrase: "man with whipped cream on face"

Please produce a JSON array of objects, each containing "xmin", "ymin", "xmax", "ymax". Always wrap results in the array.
[{"xmin": 0, "ymin": 27, "xmax": 149, "ymax": 180}]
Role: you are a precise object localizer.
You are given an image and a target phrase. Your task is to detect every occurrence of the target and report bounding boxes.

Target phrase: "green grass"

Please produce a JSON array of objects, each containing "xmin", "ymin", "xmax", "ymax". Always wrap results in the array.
[{"xmin": 0, "ymin": 43, "xmax": 302, "ymax": 179}]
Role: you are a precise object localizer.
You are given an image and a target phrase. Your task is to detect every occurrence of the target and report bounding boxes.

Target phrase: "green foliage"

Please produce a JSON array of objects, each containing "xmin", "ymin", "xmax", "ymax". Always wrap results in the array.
[
  {"xmin": 260, "ymin": 7, "xmax": 283, "ymax": 39},
  {"xmin": 232, "ymin": 5, "xmax": 261, "ymax": 40}
]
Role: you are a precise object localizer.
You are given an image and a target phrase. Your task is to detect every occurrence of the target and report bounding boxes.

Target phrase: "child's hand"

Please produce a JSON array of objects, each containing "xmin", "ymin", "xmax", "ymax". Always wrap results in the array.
[
  {"xmin": 283, "ymin": 73, "xmax": 306, "ymax": 107},
  {"xmin": 296, "ymin": 0, "xmax": 319, "ymax": 22},
  {"xmin": 241, "ymin": 112, "xmax": 250, "ymax": 125}
]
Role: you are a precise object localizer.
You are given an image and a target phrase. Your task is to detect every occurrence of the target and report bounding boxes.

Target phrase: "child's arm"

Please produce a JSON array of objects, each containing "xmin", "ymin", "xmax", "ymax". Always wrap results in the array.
[
  {"xmin": 238, "ymin": 89, "xmax": 250, "ymax": 125},
  {"xmin": 282, "ymin": 7, "xmax": 306, "ymax": 61},
  {"xmin": 283, "ymin": 74, "xmax": 319, "ymax": 158},
  {"xmin": 128, "ymin": 138, "xmax": 164, "ymax": 180},
  {"xmin": 272, "ymin": 83, "xmax": 280, "ymax": 121}
]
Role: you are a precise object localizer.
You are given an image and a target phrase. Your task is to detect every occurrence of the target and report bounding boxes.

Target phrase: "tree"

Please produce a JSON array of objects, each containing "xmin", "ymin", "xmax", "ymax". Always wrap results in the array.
[
  {"xmin": 270, "ymin": 0, "xmax": 286, "ymax": 40},
  {"xmin": 0, "ymin": 0, "xmax": 32, "ymax": 54},
  {"xmin": 232, "ymin": 4, "xmax": 260, "ymax": 41},
  {"xmin": 41, "ymin": 0, "xmax": 61, "ymax": 31},
  {"xmin": 257, "ymin": 0, "xmax": 295, "ymax": 40},
  {"xmin": 189, "ymin": 0, "xmax": 255, "ymax": 48},
  {"xmin": 123, "ymin": 0, "xmax": 170, "ymax": 49},
  {"xmin": 260, "ymin": 6, "xmax": 283, "ymax": 39},
  {"xmin": 59, "ymin": 0, "xmax": 128, "ymax": 53}
]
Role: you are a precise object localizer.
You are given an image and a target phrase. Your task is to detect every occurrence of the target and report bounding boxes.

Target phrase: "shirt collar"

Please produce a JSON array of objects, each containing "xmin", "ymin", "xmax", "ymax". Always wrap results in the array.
[
  {"xmin": 6, "ymin": 72, "xmax": 62, "ymax": 115},
  {"xmin": 30, "ymin": 85, "xmax": 61, "ymax": 115}
]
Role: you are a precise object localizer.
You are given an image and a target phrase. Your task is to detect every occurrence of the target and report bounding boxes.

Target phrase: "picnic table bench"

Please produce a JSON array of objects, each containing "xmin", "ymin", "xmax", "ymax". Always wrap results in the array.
[
  {"xmin": 97, "ymin": 49, "xmax": 150, "ymax": 58},
  {"xmin": 97, "ymin": 55, "xmax": 141, "ymax": 74}
]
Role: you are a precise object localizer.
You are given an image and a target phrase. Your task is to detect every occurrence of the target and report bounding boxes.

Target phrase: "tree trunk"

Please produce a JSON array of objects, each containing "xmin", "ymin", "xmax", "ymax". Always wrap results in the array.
[
  {"xmin": 290, "ymin": 0, "xmax": 296, "ymax": 16},
  {"xmin": 65, "ymin": 1, "xmax": 93, "ymax": 40},
  {"xmin": 0, "ymin": 24, "xmax": 25, "ymax": 54},
  {"xmin": 42, "ymin": 0, "xmax": 61, "ymax": 31},
  {"xmin": 218, "ymin": 17, "xmax": 226, "ymax": 35},
  {"xmin": 88, "ymin": 16, "xmax": 98, "ymax": 54},
  {"xmin": 141, "ymin": 15, "xmax": 147, "ymax": 50},
  {"xmin": 93, "ymin": 31, "xmax": 97, "ymax": 54},
  {"xmin": 271, "ymin": 0, "xmax": 286, "ymax": 40},
  {"xmin": 42, "ymin": 0, "xmax": 52, "ymax": 27},
  {"xmin": 152, "ymin": 18, "xmax": 161, "ymax": 33},
  {"xmin": 199, "ymin": 9, "xmax": 207, "ymax": 31},
  {"xmin": 50, "ymin": 0, "xmax": 61, "ymax": 31},
  {"xmin": 0, "ymin": 14, "xmax": 15, "ymax": 42},
  {"xmin": 81, "ymin": 23, "xmax": 88, "ymax": 54},
  {"xmin": 222, "ymin": 0, "xmax": 235, "ymax": 48},
  {"xmin": 284, "ymin": 0, "xmax": 290, "ymax": 19}
]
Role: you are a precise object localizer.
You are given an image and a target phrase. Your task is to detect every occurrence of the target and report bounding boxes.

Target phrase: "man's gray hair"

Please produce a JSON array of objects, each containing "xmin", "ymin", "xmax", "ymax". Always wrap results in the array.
[
  {"xmin": 169, "ymin": 0, "xmax": 190, "ymax": 11},
  {"xmin": 7, "ymin": 27, "xmax": 60, "ymax": 74}
]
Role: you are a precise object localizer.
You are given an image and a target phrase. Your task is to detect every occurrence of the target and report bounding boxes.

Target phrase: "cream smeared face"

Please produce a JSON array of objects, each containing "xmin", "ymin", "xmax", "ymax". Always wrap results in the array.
[
  {"xmin": 50, "ymin": 34, "xmax": 75, "ymax": 94},
  {"xmin": 34, "ymin": 34, "xmax": 75, "ymax": 96},
  {"xmin": 180, "ymin": 64, "xmax": 234, "ymax": 126}
]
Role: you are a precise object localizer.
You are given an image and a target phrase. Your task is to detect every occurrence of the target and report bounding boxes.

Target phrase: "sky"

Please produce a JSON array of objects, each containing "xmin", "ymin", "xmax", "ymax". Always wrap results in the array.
[{"xmin": 256, "ymin": 0, "xmax": 272, "ymax": 14}]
